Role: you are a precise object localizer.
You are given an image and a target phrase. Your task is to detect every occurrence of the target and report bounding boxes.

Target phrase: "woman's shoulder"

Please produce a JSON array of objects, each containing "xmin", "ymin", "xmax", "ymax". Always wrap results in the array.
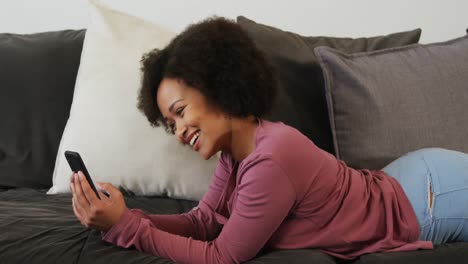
[
  {"xmin": 256, "ymin": 119, "xmax": 314, "ymax": 152},
  {"xmin": 251, "ymin": 119, "xmax": 335, "ymax": 170}
]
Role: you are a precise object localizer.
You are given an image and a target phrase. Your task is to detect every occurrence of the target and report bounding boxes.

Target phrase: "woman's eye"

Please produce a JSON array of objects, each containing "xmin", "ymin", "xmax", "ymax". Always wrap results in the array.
[{"xmin": 176, "ymin": 107, "xmax": 184, "ymax": 116}]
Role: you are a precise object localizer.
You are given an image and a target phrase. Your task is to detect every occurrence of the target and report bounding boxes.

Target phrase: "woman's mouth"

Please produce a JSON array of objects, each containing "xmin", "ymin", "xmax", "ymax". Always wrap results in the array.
[{"xmin": 189, "ymin": 131, "xmax": 201, "ymax": 151}]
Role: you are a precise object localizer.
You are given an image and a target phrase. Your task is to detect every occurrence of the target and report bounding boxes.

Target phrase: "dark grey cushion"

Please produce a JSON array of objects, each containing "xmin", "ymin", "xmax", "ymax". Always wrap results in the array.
[
  {"xmin": 352, "ymin": 242, "xmax": 468, "ymax": 264},
  {"xmin": 0, "ymin": 30, "xmax": 85, "ymax": 188},
  {"xmin": 315, "ymin": 35, "xmax": 468, "ymax": 170},
  {"xmin": 237, "ymin": 16, "xmax": 421, "ymax": 155}
]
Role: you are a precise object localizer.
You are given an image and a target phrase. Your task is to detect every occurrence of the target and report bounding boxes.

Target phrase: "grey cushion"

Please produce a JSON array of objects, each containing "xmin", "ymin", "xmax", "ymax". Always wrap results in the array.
[
  {"xmin": 315, "ymin": 35, "xmax": 468, "ymax": 170},
  {"xmin": 0, "ymin": 30, "xmax": 85, "ymax": 188},
  {"xmin": 352, "ymin": 242, "xmax": 468, "ymax": 264},
  {"xmin": 237, "ymin": 16, "xmax": 422, "ymax": 155}
]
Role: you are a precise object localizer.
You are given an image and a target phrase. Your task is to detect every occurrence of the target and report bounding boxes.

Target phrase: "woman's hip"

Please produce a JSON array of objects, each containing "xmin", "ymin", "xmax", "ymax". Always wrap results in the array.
[{"xmin": 382, "ymin": 147, "xmax": 468, "ymax": 243}]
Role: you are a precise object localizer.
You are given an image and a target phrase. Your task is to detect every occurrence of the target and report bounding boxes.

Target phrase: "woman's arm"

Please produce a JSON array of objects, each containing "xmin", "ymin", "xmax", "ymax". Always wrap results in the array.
[
  {"xmin": 102, "ymin": 157, "xmax": 296, "ymax": 264},
  {"xmin": 115, "ymin": 201, "xmax": 221, "ymax": 241},
  {"xmin": 104, "ymin": 152, "xmax": 232, "ymax": 241}
]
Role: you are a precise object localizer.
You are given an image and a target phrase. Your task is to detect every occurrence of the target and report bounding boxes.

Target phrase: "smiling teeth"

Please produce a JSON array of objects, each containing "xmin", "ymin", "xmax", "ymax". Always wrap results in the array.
[{"xmin": 190, "ymin": 132, "xmax": 200, "ymax": 146}]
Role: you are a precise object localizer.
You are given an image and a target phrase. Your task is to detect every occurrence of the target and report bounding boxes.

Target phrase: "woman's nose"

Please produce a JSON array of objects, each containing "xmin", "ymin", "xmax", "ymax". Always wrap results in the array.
[{"xmin": 176, "ymin": 122, "xmax": 187, "ymax": 142}]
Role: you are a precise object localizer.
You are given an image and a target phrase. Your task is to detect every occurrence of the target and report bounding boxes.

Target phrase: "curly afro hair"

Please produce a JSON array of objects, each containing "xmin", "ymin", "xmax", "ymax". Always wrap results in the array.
[{"xmin": 137, "ymin": 16, "xmax": 277, "ymax": 132}]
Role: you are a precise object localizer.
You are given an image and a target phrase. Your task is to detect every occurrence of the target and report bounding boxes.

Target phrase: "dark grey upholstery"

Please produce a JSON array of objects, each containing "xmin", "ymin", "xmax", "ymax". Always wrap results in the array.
[
  {"xmin": 0, "ymin": 30, "xmax": 85, "ymax": 188},
  {"xmin": 315, "ymin": 36, "xmax": 468, "ymax": 170},
  {"xmin": 237, "ymin": 16, "xmax": 421, "ymax": 155}
]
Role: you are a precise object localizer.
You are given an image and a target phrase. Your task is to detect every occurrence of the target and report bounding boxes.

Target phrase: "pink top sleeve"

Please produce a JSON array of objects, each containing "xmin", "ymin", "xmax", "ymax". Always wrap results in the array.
[
  {"xmin": 106, "ymin": 152, "xmax": 232, "ymax": 242},
  {"xmin": 102, "ymin": 153, "xmax": 295, "ymax": 264}
]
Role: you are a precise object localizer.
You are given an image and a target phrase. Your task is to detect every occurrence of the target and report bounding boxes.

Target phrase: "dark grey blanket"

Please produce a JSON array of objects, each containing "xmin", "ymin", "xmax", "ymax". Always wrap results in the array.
[
  {"xmin": 0, "ymin": 187, "xmax": 196, "ymax": 263},
  {"xmin": 0, "ymin": 188, "xmax": 467, "ymax": 264},
  {"xmin": 0, "ymin": 188, "xmax": 335, "ymax": 263}
]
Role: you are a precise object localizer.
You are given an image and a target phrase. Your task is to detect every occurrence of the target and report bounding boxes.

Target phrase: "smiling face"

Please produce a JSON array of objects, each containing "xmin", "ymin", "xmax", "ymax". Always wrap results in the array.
[{"xmin": 156, "ymin": 78, "xmax": 232, "ymax": 160}]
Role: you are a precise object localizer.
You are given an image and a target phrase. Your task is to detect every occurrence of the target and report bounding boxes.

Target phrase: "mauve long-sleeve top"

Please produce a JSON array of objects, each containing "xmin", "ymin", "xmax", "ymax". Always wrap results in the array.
[{"xmin": 102, "ymin": 119, "xmax": 433, "ymax": 263}]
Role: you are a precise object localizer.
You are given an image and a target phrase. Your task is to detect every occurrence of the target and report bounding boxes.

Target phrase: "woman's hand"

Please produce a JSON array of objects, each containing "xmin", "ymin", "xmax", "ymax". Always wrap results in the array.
[{"xmin": 70, "ymin": 171, "xmax": 127, "ymax": 232}]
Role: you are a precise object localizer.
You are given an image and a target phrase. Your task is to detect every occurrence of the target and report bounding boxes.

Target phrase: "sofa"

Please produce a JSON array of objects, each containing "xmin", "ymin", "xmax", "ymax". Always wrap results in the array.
[{"xmin": 1, "ymin": 1, "xmax": 468, "ymax": 263}]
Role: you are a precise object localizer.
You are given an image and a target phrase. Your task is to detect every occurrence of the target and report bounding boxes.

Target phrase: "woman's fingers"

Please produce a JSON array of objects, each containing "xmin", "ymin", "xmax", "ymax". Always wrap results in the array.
[
  {"xmin": 97, "ymin": 182, "xmax": 116, "ymax": 193},
  {"xmin": 77, "ymin": 171, "xmax": 100, "ymax": 204},
  {"xmin": 73, "ymin": 173, "xmax": 91, "ymax": 207},
  {"xmin": 97, "ymin": 182, "xmax": 120, "ymax": 202},
  {"xmin": 71, "ymin": 185, "xmax": 88, "ymax": 227},
  {"xmin": 71, "ymin": 196, "xmax": 85, "ymax": 224},
  {"xmin": 71, "ymin": 179, "xmax": 126, "ymax": 231}
]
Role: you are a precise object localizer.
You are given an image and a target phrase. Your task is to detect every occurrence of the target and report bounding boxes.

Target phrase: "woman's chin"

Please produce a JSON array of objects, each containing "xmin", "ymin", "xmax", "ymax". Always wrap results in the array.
[
  {"xmin": 200, "ymin": 149, "xmax": 216, "ymax": 160},
  {"xmin": 200, "ymin": 152, "xmax": 211, "ymax": 160}
]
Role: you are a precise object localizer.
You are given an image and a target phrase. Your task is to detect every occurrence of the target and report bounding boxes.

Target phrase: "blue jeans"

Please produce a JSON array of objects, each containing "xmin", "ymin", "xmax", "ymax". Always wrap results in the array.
[{"xmin": 382, "ymin": 148, "xmax": 468, "ymax": 245}]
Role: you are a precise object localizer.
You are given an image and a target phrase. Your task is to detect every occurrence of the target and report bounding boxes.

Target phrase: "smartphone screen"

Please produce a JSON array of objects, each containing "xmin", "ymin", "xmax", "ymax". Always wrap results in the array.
[{"xmin": 65, "ymin": 150, "xmax": 101, "ymax": 199}]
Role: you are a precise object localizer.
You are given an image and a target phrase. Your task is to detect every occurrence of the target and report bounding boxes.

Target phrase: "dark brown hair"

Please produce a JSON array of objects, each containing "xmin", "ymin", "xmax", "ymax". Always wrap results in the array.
[{"xmin": 137, "ymin": 16, "xmax": 277, "ymax": 133}]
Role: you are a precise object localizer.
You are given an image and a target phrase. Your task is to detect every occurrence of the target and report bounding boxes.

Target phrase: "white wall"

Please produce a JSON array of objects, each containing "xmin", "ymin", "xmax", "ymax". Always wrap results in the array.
[{"xmin": 0, "ymin": 0, "xmax": 467, "ymax": 43}]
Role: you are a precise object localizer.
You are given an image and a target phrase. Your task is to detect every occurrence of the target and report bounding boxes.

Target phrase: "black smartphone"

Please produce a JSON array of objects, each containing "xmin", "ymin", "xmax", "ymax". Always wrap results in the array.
[{"xmin": 65, "ymin": 150, "xmax": 102, "ymax": 199}]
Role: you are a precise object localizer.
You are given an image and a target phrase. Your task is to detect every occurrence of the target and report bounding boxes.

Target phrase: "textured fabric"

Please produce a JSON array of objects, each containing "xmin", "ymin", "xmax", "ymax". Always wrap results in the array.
[
  {"xmin": 1, "ymin": 188, "xmax": 467, "ymax": 264},
  {"xmin": 237, "ymin": 16, "xmax": 422, "ymax": 155},
  {"xmin": 352, "ymin": 242, "xmax": 468, "ymax": 264},
  {"xmin": 49, "ymin": 0, "xmax": 218, "ymax": 200},
  {"xmin": 102, "ymin": 119, "xmax": 431, "ymax": 263},
  {"xmin": 382, "ymin": 148, "xmax": 468, "ymax": 245},
  {"xmin": 315, "ymin": 35, "xmax": 468, "ymax": 170},
  {"xmin": 0, "ymin": 29, "xmax": 85, "ymax": 188},
  {"xmin": 0, "ymin": 188, "xmax": 197, "ymax": 264}
]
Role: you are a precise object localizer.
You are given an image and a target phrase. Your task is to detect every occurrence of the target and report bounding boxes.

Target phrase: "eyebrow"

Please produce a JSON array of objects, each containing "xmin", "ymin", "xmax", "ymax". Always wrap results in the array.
[{"xmin": 168, "ymin": 99, "xmax": 183, "ymax": 113}]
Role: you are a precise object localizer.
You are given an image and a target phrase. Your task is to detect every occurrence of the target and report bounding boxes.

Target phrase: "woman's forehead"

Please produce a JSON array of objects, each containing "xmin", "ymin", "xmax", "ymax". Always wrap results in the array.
[{"xmin": 157, "ymin": 79, "xmax": 185, "ymax": 107}]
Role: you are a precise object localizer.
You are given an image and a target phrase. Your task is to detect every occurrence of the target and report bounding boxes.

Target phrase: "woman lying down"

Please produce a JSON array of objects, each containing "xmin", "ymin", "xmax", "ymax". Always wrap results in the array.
[{"xmin": 70, "ymin": 17, "xmax": 468, "ymax": 264}]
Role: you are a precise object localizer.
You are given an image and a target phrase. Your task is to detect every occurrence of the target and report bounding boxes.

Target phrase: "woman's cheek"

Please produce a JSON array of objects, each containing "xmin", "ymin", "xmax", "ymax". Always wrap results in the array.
[{"xmin": 200, "ymin": 140, "xmax": 214, "ymax": 160}]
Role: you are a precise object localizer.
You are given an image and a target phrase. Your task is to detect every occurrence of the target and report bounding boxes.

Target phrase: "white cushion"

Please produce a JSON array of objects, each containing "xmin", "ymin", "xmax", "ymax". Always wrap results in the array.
[{"xmin": 48, "ymin": 0, "xmax": 218, "ymax": 200}]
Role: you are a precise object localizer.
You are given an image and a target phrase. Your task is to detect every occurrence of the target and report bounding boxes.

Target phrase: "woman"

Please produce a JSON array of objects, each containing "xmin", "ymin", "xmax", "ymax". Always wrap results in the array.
[{"xmin": 70, "ymin": 17, "xmax": 468, "ymax": 263}]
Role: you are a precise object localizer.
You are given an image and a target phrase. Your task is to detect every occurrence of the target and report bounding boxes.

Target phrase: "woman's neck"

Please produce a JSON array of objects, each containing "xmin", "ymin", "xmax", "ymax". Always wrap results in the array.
[{"xmin": 229, "ymin": 116, "xmax": 259, "ymax": 162}]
